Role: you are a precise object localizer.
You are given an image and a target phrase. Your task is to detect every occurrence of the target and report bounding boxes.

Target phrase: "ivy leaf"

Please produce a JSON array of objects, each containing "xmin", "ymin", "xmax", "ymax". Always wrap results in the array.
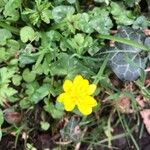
[
  {"xmin": 52, "ymin": 5, "xmax": 75, "ymax": 22},
  {"xmin": 20, "ymin": 26, "xmax": 35, "ymax": 43}
]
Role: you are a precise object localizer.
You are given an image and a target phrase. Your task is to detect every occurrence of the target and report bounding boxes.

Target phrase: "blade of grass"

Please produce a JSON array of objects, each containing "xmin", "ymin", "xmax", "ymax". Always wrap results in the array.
[
  {"xmin": 93, "ymin": 54, "xmax": 110, "ymax": 85},
  {"xmin": 117, "ymin": 111, "xmax": 140, "ymax": 150},
  {"xmin": 98, "ymin": 34, "xmax": 150, "ymax": 51}
]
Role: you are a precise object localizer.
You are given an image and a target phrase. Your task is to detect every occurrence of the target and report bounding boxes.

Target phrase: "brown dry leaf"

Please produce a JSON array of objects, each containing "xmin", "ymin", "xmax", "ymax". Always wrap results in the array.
[
  {"xmin": 144, "ymin": 29, "xmax": 150, "ymax": 36},
  {"xmin": 145, "ymin": 79, "xmax": 150, "ymax": 88},
  {"xmin": 110, "ymin": 40, "xmax": 115, "ymax": 47},
  {"xmin": 4, "ymin": 112, "xmax": 22, "ymax": 124},
  {"xmin": 140, "ymin": 109, "xmax": 150, "ymax": 134},
  {"xmin": 116, "ymin": 96, "xmax": 133, "ymax": 114},
  {"xmin": 145, "ymin": 67, "xmax": 150, "ymax": 72},
  {"xmin": 136, "ymin": 96, "xmax": 145, "ymax": 108}
]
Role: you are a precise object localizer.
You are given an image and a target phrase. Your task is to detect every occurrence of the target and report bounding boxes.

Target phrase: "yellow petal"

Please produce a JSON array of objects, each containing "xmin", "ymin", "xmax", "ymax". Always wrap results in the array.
[
  {"xmin": 63, "ymin": 98, "xmax": 75, "ymax": 111},
  {"xmin": 57, "ymin": 93, "xmax": 68, "ymax": 103},
  {"xmin": 77, "ymin": 96, "xmax": 97, "ymax": 107},
  {"xmin": 73, "ymin": 75, "xmax": 84, "ymax": 85},
  {"xmin": 86, "ymin": 96, "xmax": 97, "ymax": 107},
  {"xmin": 78, "ymin": 105, "xmax": 92, "ymax": 115},
  {"xmin": 88, "ymin": 84, "xmax": 96, "ymax": 95},
  {"xmin": 63, "ymin": 80, "xmax": 73, "ymax": 92}
]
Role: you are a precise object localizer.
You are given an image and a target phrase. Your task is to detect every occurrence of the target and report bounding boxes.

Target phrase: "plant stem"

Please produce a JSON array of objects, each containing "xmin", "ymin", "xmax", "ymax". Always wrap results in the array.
[{"xmin": 75, "ymin": 0, "xmax": 80, "ymax": 13}]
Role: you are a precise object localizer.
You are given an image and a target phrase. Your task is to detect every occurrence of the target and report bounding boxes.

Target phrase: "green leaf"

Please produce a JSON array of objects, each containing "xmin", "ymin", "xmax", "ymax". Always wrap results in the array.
[
  {"xmin": 22, "ymin": 0, "xmax": 51, "ymax": 26},
  {"xmin": 46, "ymin": 30, "xmax": 61, "ymax": 42},
  {"xmin": 0, "ymin": 109, "xmax": 4, "ymax": 141},
  {"xmin": 89, "ymin": 8, "xmax": 113, "ymax": 34},
  {"xmin": 3, "ymin": 0, "xmax": 21, "ymax": 21},
  {"xmin": 110, "ymin": 2, "xmax": 135, "ymax": 25},
  {"xmin": 22, "ymin": 68, "xmax": 36, "ymax": 83},
  {"xmin": 41, "ymin": 9, "xmax": 51, "ymax": 24},
  {"xmin": 0, "ymin": 109, "xmax": 4, "ymax": 126},
  {"xmin": 20, "ymin": 26, "xmax": 35, "ymax": 43},
  {"xmin": 0, "ymin": 67, "xmax": 17, "ymax": 105},
  {"xmin": 0, "ymin": 47, "xmax": 8, "ymax": 62},
  {"xmin": 76, "ymin": 13, "xmax": 93, "ymax": 33},
  {"xmin": 0, "ymin": 29, "xmax": 12, "ymax": 46},
  {"xmin": 94, "ymin": 0, "xmax": 110, "ymax": 5},
  {"xmin": 19, "ymin": 44, "xmax": 38, "ymax": 66},
  {"xmin": 123, "ymin": 0, "xmax": 141, "ymax": 7},
  {"xmin": 67, "ymin": 34, "xmax": 93, "ymax": 55},
  {"xmin": 40, "ymin": 121, "xmax": 50, "ymax": 131},
  {"xmin": 50, "ymin": 53, "xmax": 95, "ymax": 78},
  {"xmin": 7, "ymin": 39, "xmax": 20, "ymax": 51},
  {"xmin": 52, "ymin": 5, "xmax": 75, "ymax": 22},
  {"xmin": 67, "ymin": 0, "xmax": 76, "ymax": 4},
  {"xmin": 19, "ymin": 98, "xmax": 31, "ymax": 109},
  {"xmin": 30, "ymin": 84, "xmax": 50, "ymax": 104},
  {"xmin": 44, "ymin": 100, "xmax": 64, "ymax": 119},
  {"xmin": 12, "ymin": 74, "xmax": 22, "ymax": 86},
  {"xmin": 132, "ymin": 16, "xmax": 148, "ymax": 29}
]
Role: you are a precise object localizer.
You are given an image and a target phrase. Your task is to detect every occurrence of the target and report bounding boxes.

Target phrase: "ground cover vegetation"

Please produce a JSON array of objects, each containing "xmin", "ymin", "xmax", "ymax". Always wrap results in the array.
[{"xmin": 0, "ymin": 0, "xmax": 150, "ymax": 149}]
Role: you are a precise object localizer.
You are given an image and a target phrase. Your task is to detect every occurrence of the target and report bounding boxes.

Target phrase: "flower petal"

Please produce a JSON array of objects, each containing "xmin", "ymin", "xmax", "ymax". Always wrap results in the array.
[
  {"xmin": 63, "ymin": 98, "xmax": 75, "ymax": 111},
  {"xmin": 77, "ymin": 96, "xmax": 97, "ymax": 107},
  {"xmin": 86, "ymin": 96, "xmax": 97, "ymax": 107},
  {"xmin": 57, "ymin": 93, "xmax": 67, "ymax": 102},
  {"xmin": 73, "ymin": 75, "xmax": 84, "ymax": 85},
  {"xmin": 78, "ymin": 105, "xmax": 92, "ymax": 115},
  {"xmin": 88, "ymin": 84, "xmax": 96, "ymax": 95},
  {"xmin": 63, "ymin": 80, "xmax": 73, "ymax": 92}
]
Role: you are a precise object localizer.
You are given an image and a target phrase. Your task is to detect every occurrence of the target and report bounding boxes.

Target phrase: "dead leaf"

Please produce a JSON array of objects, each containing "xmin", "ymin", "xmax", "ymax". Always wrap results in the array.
[
  {"xmin": 140, "ymin": 109, "xmax": 150, "ymax": 134},
  {"xmin": 136, "ymin": 96, "xmax": 145, "ymax": 108},
  {"xmin": 115, "ymin": 96, "xmax": 133, "ymax": 114},
  {"xmin": 4, "ymin": 112, "xmax": 22, "ymax": 124},
  {"xmin": 144, "ymin": 29, "xmax": 150, "ymax": 36}
]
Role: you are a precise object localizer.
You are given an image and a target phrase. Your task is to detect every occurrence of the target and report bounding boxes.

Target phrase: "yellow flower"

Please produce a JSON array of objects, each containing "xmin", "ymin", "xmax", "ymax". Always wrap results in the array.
[{"xmin": 57, "ymin": 75, "xmax": 97, "ymax": 115}]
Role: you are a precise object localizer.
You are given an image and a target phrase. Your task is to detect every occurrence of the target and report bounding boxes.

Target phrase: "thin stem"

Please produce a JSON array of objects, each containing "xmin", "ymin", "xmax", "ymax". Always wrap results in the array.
[{"xmin": 75, "ymin": 0, "xmax": 80, "ymax": 13}]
